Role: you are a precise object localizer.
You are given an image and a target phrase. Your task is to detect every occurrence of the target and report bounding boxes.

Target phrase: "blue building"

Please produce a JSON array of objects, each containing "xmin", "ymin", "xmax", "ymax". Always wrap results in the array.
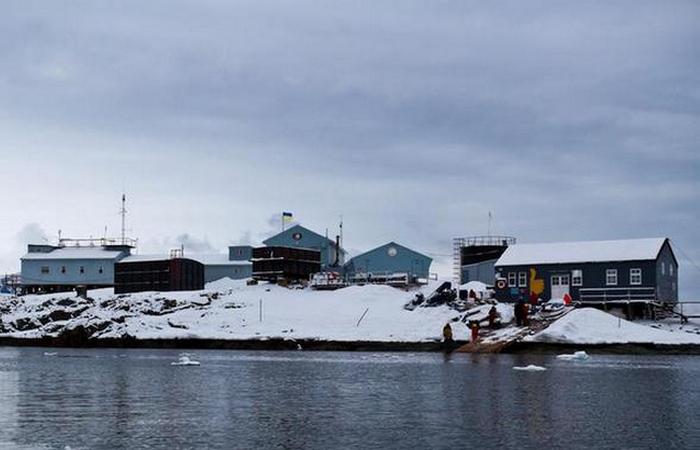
[
  {"xmin": 494, "ymin": 237, "xmax": 678, "ymax": 304},
  {"xmin": 263, "ymin": 225, "xmax": 345, "ymax": 269},
  {"xmin": 343, "ymin": 241, "xmax": 432, "ymax": 284},
  {"xmin": 21, "ymin": 241, "xmax": 133, "ymax": 294}
]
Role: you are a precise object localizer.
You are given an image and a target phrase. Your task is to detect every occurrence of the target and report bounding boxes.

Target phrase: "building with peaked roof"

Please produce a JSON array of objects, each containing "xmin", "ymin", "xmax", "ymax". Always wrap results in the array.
[
  {"xmin": 263, "ymin": 224, "xmax": 346, "ymax": 269},
  {"xmin": 494, "ymin": 237, "xmax": 678, "ymax": 305},
  {"xmin": 343, "ymin": 241, "xmax": 432, "ymax": 284}
]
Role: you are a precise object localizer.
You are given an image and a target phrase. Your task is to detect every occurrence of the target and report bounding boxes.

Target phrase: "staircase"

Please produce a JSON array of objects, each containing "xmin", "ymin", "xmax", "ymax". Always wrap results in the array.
[{"xmin": 454, "ymin": 306, "xmax": 573, "ymax": 353}]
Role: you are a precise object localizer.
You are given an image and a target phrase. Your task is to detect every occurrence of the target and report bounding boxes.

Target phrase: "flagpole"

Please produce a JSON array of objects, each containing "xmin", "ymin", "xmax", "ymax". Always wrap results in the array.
[{"xmin": 282, "ymin": 212, "xmax": 285, "ymax": 232}]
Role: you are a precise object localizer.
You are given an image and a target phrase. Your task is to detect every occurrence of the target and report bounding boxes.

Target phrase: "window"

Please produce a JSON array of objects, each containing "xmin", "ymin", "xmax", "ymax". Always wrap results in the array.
[
  {"xmin": 572, "ymin": 270, "xmax": 583, "ymax": 286},
  {"xmin": 630, "ymin": 268, "xmax": 642, "ymax": 285},
  {"xmin": 606, "ymin": 269, "xmax": 618, "ymax": 286},
  {"xmin": 518, "ymin": 272, "xmax": 527, "ymax": 287},
  {"xmin": 41, "ymin": 266, "xmax": 50, "ymax": 274},
  {"xmin": 672, "ymin": 282, "xmax": 676, "ymax": 291},
  {"xmin": 98, "ymin": 265, "xmax": 103, "ymax": 274},
  {"xmin": 507, "ymin": 272, "xmax": 516, "ymax": 287},
  {"xmin": 670, "ymin": 264, "xmax": 674, "ymax": 276},
  {"xmin": 61, "ymin": 266, "xmax": 66, "ymax": 274},
  {"xmin": 80, "ymin": 266, "xmax": 85, "ymax": 274},
  {"xmin": 661, "ymin": 262, "xmax": 666, "ymax": 276}
]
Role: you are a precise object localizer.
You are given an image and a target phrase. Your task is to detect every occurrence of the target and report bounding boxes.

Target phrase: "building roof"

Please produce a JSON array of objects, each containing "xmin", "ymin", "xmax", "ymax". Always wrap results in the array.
[
  {"xmin": 495, "ymin": 238, "xmax": 669, "ymax": 266},
  {"xmin": 21, "ymin": 247, "xmax": 126, "ymax": 261},
  {"xmin": 120, "ymin": 254, "xmax": 251, "ymax": 266},
  {"xmin": 263, "ymin": 224, "xmax": 347, "ymax": 254}
]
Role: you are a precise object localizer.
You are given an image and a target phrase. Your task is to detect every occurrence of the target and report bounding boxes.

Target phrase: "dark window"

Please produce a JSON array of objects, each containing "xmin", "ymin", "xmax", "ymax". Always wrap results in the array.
[
  {"xmin": 41, "ymin": 266, "xmax": 50, "ymax": 274},
  {"xmin": 98, "ymin": 266, "xmax": 104, "ymax": 274},
  {"xmin": 80, "ymin": 266, "xmax": 85, "ymax": 274},
  {"xmin": 61, "ymin": 266, "xmax": 66, "ymax": 274}
]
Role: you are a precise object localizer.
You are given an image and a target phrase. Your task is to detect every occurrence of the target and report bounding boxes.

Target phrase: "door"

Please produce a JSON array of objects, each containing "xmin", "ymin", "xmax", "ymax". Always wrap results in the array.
[{"xmin": 550, "ymin": 274, "xmax": 570, "ymax": 300}]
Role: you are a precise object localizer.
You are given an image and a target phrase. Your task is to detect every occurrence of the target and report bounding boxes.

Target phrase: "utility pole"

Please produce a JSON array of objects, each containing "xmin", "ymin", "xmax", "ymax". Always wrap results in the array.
[{"xmin": 120, "ymin": 194, "xmax": 127, "ymax": 245}]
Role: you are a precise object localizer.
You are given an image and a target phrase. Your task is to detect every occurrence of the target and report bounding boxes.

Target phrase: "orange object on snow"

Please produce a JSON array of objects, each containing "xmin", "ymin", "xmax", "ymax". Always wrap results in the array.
[{"xmin": 563, "ymin": 293, "xmax": 573, "ymax": 305}]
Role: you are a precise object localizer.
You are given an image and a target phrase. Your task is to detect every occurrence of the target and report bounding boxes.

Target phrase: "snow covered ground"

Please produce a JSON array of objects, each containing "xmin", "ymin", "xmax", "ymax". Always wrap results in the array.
[
  {"xmin": 2, "ymin": 280, "xmax": 699, "ymax": 347},
  {"xmin": 527, "ymin": 308, "xmax": 700, "ymax": 345},
  {"xmin": 0, "ymin": 279, "xmax": 471, "ymax": 342}
]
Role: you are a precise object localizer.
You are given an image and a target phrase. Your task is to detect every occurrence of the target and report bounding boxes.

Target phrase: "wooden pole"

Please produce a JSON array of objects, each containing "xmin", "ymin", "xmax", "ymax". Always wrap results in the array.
[{"xmin": 356, "ymin": 308, "xmax": 369, "ymax": 327}]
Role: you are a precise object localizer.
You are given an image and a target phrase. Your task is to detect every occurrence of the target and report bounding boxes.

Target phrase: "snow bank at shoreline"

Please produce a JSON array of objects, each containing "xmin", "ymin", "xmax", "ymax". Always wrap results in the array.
[
  {"xmin": 528, "ymin": 308, "xmax": 700, "ymax": 345},
  {"xmin": 0, "ymin": 279, "xmax": 470, "ymax": 343}
]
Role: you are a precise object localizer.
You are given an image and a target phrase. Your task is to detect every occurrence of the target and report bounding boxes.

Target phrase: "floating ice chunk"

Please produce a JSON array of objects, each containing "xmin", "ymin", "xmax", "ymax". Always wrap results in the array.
[
  {"xmin": 171, "ymin": 355, "xmax": 200, "ymax": 366},
  {"xmin": 556, "ymin": 351, "xmax": 590, "ymax": 361},
  {"xmin": 43, "ymin": 352, "xmax": 58, "ymax": 356},
  {"xmin": 513, "ymin": 364, "xmax": 547, "ymax": 371}
]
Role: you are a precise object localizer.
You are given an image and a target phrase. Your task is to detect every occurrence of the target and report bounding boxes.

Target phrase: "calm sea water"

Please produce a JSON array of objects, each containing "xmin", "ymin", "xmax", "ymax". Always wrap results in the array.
[{"xmin": 0, "ymin": 347, "xmax": 698, "ymax": 450}]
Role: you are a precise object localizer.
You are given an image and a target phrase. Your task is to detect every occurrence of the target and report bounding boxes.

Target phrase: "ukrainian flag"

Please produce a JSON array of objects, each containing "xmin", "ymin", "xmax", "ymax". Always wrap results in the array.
[{"xmin": 282, "ymin": 212, "xmax": 293, "ymax": 223}]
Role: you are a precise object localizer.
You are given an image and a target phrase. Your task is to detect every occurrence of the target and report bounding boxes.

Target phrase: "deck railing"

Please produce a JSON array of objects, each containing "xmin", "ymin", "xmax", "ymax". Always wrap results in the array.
[{"xmin": 579, "ymin": 287, "xmax": 656, "ymax": 302}]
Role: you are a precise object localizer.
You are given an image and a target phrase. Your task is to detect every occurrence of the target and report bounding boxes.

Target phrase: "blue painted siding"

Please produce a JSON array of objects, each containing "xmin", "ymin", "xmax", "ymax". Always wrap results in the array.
[
  {"xmin": 344, "ymin": 242, "xmax": 432, "ymax": 279},
  {"xmin": 204, "ymin": 264, "xmax": 252, "ymax": 283},
  {"xmin": 229, "ymin": 246, "xmax": 253, "ymax": 261},
  {"xmin": 495, "ymin": 260, "xmax": 665, "ymax": 302},
  {"xmin": 461, "ymin": 260, "xmax": 497, "ymax": 285},
  {"xmin": 655, "ymin": 241, "xmax": 679, "ymax": 302},
  {"xmin": 21, "ymin": 258, "xmax": 121, "ymax": 286},
  {"xmin": 263, "ymin": 225, "xmax": 344, "ymax": 268}
]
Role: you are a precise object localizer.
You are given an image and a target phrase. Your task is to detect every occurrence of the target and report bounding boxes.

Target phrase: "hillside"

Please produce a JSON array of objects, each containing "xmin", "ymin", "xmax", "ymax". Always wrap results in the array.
[{"xmin": 0, "ymin": 279, "xmax": 469, "ymax": 343}]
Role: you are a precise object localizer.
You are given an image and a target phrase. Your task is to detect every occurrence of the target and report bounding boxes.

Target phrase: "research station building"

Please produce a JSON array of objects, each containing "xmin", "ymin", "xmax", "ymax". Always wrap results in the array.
[
  {"xmin": 263, "ymin": 225, "xmax": 346, "ymax": 269},
  {"xmin": 343, "ymin": 241, "xmax": 432, "ymax": 285},
  {"xmin": 453, "ymin": 236, "xmax": 515, "ymax": 285},
  {"xmin": 494, "ymin": 237, "xmax": 678, "ymax": 304},
  {"xmin": 20, "ymin": 239, "xmax": 134, "ymax": 294}
]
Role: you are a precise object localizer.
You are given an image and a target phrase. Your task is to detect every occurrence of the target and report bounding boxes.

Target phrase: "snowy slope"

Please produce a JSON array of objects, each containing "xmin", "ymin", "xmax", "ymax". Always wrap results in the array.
[
  {"xmin": 0, "ymin": 279, "xmax": 470, "ymax": 342},
  {"xmin": 528, "ymin": 308, "xmax": 700, "ymax": 345}
]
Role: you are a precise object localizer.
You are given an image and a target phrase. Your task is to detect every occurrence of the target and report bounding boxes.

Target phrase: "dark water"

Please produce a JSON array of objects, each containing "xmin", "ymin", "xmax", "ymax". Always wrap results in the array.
[{"xmin": 0, "ymin": 348, "xmax": 698, "ymax": 449}]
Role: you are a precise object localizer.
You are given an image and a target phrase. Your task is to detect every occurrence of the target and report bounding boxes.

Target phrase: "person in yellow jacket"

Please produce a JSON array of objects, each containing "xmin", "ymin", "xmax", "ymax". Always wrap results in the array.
[{"xmin": 442, "ymin": 323, "xmax": 453, "ymax": 343}]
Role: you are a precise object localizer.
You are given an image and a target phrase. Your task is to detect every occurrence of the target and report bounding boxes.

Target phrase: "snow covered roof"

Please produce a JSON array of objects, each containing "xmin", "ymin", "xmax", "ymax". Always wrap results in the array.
[
  {"xmin": 21, "ymin": 247, "xmax": 126, "ymax": 261},
  {"xmin": 120, "ymin": 254, "xmax": 251, "ymax": 266},
  {"xmin": 495, "ymin": 238, "xmax": 668, "ymax": 266}
]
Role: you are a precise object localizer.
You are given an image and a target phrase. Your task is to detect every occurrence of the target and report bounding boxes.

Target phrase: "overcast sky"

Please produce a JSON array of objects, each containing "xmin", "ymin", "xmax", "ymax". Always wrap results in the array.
[{"xmin": 1, "ymin": 1, "xmax": 698, "ymax": 296}]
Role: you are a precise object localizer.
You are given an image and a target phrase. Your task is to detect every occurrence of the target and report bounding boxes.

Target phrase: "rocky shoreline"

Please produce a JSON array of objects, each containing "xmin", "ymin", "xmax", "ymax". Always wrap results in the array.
[{"xmin": 2, "ymin": 335, "xmax": 700, "ymax": 354}]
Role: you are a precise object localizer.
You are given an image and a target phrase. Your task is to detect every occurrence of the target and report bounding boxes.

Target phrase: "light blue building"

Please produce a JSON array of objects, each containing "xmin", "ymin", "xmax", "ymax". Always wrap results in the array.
[
  {"xmin": 263, "ymin": 225, "xmax": 346, "ymax": 268},
  {"xmin": 343, "ymin": 241, "xmax": 432, "ymax": 282},
  {"xmin": 21, "ymin": 243, "xmax": 133, "ymax": 294}
]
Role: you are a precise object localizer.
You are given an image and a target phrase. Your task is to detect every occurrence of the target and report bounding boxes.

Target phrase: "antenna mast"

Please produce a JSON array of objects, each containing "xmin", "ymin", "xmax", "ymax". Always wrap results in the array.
[{"xmin": 120, "ymin": 194, "xmax": 127, "ymax": 245}]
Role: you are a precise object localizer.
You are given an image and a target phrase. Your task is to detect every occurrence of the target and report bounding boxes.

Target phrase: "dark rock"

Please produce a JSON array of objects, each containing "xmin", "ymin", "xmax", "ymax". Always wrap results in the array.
[
  {"xmin": 47, "ymin": 310, "xmax": 73, "ymax": 322},
  {"xmin": 167, "ymin": 320, "xmax": 188, "ymax": 330},
  {"xmin": 57, "ymin": 298, "xmax": 75, "ymax": 307},
  {"xmin": 13, "ymin": 318, "xmax": 38, "ymax": 331}
]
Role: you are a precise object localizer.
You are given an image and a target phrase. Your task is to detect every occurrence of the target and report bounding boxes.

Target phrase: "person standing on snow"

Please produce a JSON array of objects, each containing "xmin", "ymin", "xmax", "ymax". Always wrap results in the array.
[{"xmin": 442, "ymin": 323, "xmax": 453, "ymax": 343}]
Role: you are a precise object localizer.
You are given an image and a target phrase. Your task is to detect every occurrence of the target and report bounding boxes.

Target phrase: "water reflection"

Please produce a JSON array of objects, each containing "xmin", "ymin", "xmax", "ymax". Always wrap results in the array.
[{"xmin": 0, "ymin": 348, "xmax": 698, "ymax": 449}]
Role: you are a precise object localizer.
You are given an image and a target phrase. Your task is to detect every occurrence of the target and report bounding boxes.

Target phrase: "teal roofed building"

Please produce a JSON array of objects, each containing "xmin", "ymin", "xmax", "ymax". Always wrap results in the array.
[
  {"xmin": 344, "ymin": 242, "xmax": 432, "ymax": 283},
  {"xmin": 263, "ymin": 224, "xmax": 346, "ymax": 269}
]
